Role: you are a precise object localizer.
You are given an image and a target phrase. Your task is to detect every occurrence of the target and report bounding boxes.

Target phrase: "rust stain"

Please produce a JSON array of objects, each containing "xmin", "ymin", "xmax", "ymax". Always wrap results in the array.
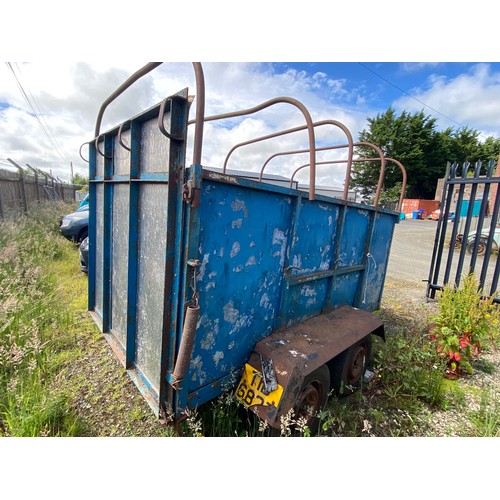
[{"xmin": 245, "ymin": 305, "xmax": 384, "ymax": 428}]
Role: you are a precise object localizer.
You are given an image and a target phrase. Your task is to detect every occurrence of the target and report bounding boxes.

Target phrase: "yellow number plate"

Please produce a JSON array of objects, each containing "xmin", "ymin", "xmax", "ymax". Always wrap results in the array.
[{"xmin": 235, "ymin": 364, "xmax": 283, "ymax": 408}]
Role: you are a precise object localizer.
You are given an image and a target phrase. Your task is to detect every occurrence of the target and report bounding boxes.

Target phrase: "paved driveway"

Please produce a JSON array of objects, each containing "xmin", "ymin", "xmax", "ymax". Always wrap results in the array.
[
  {"xmin": 386, "ymin": 219, "xmax": 438, "ymax": 282},
  {"xmin": 387, "ymin": 218, "xmax": 499, "ymax": 297}
]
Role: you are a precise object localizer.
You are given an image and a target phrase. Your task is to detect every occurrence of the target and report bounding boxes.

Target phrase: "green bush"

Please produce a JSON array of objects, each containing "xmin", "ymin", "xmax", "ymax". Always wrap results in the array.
[{"xmin": 430, "ymin": 274, "xmax": 500, "ymax": 378}]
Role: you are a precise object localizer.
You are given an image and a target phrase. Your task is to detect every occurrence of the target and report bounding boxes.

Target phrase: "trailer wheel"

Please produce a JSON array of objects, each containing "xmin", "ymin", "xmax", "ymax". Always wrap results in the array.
[
  {"xmin": 292, "ymin": 364, "xmax": 330, "ymax": 435},
  {"xmin": 331, "ymin": 337, "xmax": 371, "ymax": 396}
]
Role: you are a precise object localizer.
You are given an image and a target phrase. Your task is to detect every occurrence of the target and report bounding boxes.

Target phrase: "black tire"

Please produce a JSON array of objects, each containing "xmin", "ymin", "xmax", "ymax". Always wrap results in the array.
[
  {"xmin": 466, "ymin": 237, "xmax": 489, "ymax": 256},
  {"xmin": 78, "ymin": 228, "xmax": 88, "ymax": 244},
  {"xmin": 292, "ymin": 364, "xmax": 330, "ymax": 435},
  {"xmin": 331, "ymin": 336, "xmax": 371, "ymax": 396}
]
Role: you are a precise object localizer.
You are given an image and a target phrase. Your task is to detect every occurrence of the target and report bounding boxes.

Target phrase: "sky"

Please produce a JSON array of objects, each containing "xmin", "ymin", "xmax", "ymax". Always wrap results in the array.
[{"xmin": 1, "ymin": 61, "xmax": 500, "ymax": 189}]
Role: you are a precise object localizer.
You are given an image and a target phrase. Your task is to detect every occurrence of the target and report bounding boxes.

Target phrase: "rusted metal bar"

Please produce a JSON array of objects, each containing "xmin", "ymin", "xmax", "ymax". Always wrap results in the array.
[
  {"xmin": 171, "ymin": 304, "xmax": 200, "ymax": 390},
  {"xmin": 193, "ymin": 97, "xmax": 317, "ymax": 200},
  {"xmin": 93, "ymin": 62, "xmax": 206, "ymax": 168},
  {"xmin": 259, "ymin": 141, "xmax": 386, "ymax": 206},
  {"xmin": 388, "ymin": 158, "xmax": 407, "ymax": 212},
  {"xmin": 94, "ymin": 62, "xmax": 162, "ymax": 138},
  {"xmin": 290, "ymin": 156, "xmax": 407, "ymax": 211},
  {"xmin": 352, "ymin": 142, "xmax": 385, "ymax": 207},
  {"xmin": 79, "ymin": 142, "xmax": 90, "ymax": 163},
  {"xmin": 158, "ymin": 97, "xmax": 186, "ymax": 142},
  {"xmin": 95, "ymin": 135, "xmax": 111, "ymax": 159},
  {"xmin": 221, "ymin": 119, "xmax": 353, "ymax": 199},
  {"xmin": 118, "ymin": 120, "xmax": 131, "ymax": 151},
  {"xmin": 191, "ymin": 63, "xmax": 205, "ymax": 166}
]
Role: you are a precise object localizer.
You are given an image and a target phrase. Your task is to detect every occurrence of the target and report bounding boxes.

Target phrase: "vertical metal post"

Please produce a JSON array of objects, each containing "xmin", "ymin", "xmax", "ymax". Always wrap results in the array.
[
  {"xmin": 7, "ymin": 158, "xmax": 28, "ymax": 213},
  {"xmin": 489, "ymin": 236, "xmax": 500, "ymax": 298},
  {"xmin": 469, "ymin": 162, "xmax": 490, "ymax": 276},
  {"xmin": 101, "ymin": 135, "xmax": 113, "ymax": 333},
  {"xmin": 442, "ymin": 162, "xmax": 469, "ymax": 285},
  {"xmin": 275, "ymin": 194, "xmax": 303, "ymax": 330},
  {"xmin": 88, "ymin": 142, "xmax": 97, "ymax": 312},
  {"xmin": 37, "ymin": 169, "xmax": 49, "ymax": 201},
  {"xmin": 427, "ymin": 162, "xmax": 456, "ymax": 299},
  {"xmin": 480, "ymin": 161, "xmax": 500, "ymax": 290},
  {"xmin": 125, "ymin": 120, "xmax": 140, "ymax": 369},
  {"xmin": 454, "ymin": 162, "xmax": 481, "ymax": 285},
  {"xmin": 325, "ymin": 200, "xmax": 348, "ymax": 309},
  {"xmin": 159, "ymin": 91, "xmax": 189, "ymax": 414},
  {"xmin": 26, "ymin": 164, "xmax": 40, "ymax": 204}
]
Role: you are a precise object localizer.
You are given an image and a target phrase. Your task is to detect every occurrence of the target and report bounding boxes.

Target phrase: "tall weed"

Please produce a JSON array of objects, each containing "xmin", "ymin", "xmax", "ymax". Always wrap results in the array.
[{"xmin": 0, "ymin": 202, "xmax": 82, "ymax": 436}]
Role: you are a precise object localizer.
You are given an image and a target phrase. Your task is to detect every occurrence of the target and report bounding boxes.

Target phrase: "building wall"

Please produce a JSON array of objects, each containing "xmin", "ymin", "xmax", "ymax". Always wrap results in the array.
[{"xmin": 401, "ymin": 198, "xmax": 440, "ymax": 215}]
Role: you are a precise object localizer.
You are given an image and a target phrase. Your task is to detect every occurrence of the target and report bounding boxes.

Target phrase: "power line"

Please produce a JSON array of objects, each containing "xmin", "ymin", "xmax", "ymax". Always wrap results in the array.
[
  {"xmin": 6, "ymin": 62, "xmax": 68, "ymax": 163},
  {"xmin": 14, "ymin": 63, "xmax": 68, "ymax": 161},
  {"xmin": 358, "ymin": 62, "xmax": 488, "ymax": 140}
]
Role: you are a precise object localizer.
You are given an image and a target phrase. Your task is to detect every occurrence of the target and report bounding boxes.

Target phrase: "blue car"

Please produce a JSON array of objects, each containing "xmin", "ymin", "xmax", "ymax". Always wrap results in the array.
[
  {"xmin": 78, "ymin": 193, "xmax": 89, "ymax": 209},
  {"xmin": 60, "ymin": 205, "xmax": 89, "ymax": 243}
]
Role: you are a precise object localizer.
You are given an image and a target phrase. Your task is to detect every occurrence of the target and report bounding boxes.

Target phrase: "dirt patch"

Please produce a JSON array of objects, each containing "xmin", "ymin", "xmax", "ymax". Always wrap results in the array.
[{"xmin": 56, "ymin": 312, "xmax": 169, "ymax": 437}]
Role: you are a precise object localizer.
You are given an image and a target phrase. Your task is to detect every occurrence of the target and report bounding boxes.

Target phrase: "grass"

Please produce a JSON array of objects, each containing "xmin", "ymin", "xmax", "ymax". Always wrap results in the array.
[
  {"xmin": 0, "ymin": 202, "xmax": 84, "ymax": 436},
  {"xmin": 1, "ymin": 204, "xmax": 499, "ymax": 437}
]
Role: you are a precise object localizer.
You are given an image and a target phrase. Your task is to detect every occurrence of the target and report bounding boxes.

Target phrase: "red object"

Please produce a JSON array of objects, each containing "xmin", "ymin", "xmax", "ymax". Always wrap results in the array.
[{"xmin": 401, "ymin": 199, "xmax": 440, "ymax": 215}]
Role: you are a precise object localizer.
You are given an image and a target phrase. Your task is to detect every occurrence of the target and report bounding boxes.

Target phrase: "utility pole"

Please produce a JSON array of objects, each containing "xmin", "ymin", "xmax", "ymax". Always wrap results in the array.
[{"xmin": 70, "ymin": 161, "xmax": 74, "ymax": 184}]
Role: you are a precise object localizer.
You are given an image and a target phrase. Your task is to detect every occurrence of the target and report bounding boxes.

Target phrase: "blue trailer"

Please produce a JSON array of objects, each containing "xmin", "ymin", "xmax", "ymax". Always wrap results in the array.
[{"xmin": 86, "ymin": 63, "xmax": 406, "ymax": 433}]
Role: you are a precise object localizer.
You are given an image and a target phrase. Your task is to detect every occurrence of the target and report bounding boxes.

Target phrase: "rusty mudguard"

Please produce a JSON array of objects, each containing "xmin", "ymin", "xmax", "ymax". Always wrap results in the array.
[{"xmin": 246, "ymin": 305, "xmax": 384, "ymax": 428}]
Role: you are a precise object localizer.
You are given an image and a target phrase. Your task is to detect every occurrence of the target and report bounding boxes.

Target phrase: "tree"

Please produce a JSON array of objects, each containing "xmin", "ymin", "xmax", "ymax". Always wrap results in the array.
[
  {"xmin": 351, "ymin": 108, "xmax": 493, "ymax": 200},
  {"xmin": 73, "ymin": 173, "xmax": 89, "ymax": 188},
  {"xmin": 478, "ymin": 136, "xmax": 500, "ymax": 165},
  {"xmin": 353, "ymin": 108, "xmax": 445, "ymax": 199},
  {"xmin": 448, "ymin": 127, "xmax": 481, "ymax": 163}
]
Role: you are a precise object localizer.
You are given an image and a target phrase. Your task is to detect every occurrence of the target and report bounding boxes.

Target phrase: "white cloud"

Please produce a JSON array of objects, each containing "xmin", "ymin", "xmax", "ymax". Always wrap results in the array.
[
  {"xmin": 0, "ymin": 62, "xmax": 368, "ymax": 188},
  {"xmin": 400, "ymin": 62, "xmax": 442, "ymax": 73},
  {"xmin": 393, "ymin": 63, "xmax": 500, "ymax": 138},
  {"xmin": 7, "ymin": 61, "xmax": 497, "ymax": 190}
]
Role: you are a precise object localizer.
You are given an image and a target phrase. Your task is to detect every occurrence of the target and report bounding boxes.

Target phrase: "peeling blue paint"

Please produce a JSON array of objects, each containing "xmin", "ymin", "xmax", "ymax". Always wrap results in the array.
[{"xmin": 87, "ymin": 93, "xmax": 399, "ymax": 424}]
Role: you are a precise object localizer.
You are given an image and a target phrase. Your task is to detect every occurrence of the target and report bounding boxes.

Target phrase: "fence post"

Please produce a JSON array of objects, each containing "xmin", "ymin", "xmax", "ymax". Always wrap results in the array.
[
  {"xmin": 7, "ymin": 158, "xmax": 28, "ymax": 213},
  {"xmin": 26, "ymin": 163, "xmax": 40, "ymax": 203}
]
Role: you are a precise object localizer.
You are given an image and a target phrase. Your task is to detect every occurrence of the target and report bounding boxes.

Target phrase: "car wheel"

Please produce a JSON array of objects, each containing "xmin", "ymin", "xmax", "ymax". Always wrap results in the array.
[
  {"xmin": 467, "ymin": 237, "xmax": 489, "ymax": 256},
  {"xmin": 78, "ymin": 228, "xmax": 88, "ymax": 243}
]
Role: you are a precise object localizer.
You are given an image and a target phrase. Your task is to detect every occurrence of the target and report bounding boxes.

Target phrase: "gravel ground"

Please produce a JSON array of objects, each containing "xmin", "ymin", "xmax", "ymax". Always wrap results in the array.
[
  {"xmin": 382, "ymin": 276, "xmax": 500, "ymax": 437},
  {"xmin": 423, "ymin": 348, "xmax": 500, "ymax": 436}
]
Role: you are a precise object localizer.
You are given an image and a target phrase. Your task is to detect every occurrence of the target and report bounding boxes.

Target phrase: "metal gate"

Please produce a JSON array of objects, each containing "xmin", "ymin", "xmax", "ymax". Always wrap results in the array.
[
  {"xmin": 426, "ymin": 160, "xmax": 500, "ymax": 302},
  {"xmin": 88, "ymin": 89, "xmax": 191, "ymax": 416}
]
